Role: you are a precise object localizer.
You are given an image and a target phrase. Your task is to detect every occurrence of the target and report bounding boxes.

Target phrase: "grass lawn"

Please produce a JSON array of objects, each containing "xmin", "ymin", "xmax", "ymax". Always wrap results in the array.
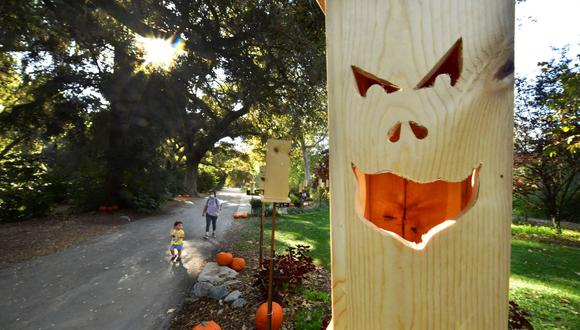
[{"xmin": 248, "ymin": 207, "xmax": 579, "ymax": 329}]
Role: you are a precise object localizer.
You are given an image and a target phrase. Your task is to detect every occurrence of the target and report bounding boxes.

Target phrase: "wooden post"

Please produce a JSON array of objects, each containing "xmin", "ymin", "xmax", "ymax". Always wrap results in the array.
[
  {"xmin": 267, "ymin": 203, "xmax": 278, "ymax": 330},
  {"xmin": 324, "ymin": 0, "xmax": 514, "ymax": 329},
  {"xmin": 259, "ymin": 201, "xmax": 265, "ymax": 267},
  {"xmin": 260, "ymin": 139, "xmax": 291, "ymax": 329}
]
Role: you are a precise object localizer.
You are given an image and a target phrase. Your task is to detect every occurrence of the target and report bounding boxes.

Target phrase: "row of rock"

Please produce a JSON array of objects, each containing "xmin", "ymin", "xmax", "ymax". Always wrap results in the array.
[{"xmin": 190, "ymin": 262, "xmax": 247, "ymax": 308}]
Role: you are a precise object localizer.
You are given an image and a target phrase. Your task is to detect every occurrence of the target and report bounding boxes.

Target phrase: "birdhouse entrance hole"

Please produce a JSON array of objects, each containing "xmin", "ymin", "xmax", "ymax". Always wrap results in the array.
[{"xmin": 352, "ymin": 165, "xmax": 480, "ymax": 248}]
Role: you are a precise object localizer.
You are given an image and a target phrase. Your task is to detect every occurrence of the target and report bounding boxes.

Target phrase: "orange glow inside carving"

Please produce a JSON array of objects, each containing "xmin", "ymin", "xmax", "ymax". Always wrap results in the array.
[
  {"xmin": 352, "ymin": 65, "xmax": 401, "ymax": 96},
  {"xmin": 415, "ymin": 37, "xmax": 463, "ymax": 89},
  {"xmin": 353, "ymin": 165, "xmax": 480, "ymax": 247}
]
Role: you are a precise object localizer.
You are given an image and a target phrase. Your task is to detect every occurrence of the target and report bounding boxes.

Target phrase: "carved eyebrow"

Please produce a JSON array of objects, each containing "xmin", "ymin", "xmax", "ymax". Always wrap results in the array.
[
  {"xmin": 415, "ymin": 38, "xmax": 463, "ymax": 89},
  {"xmin": 351, "ymin": 65, "xmax": 401, "ymax": 97}
]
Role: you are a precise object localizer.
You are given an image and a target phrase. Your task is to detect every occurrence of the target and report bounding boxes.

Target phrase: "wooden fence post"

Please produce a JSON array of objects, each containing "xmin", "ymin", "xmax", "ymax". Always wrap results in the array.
[{"xmin": 324, "ymin": 0, "xmax": 514, "ymax": 328}]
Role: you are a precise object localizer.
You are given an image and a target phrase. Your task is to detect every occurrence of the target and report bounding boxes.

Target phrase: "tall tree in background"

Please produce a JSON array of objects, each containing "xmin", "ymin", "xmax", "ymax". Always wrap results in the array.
[
  {"xmin": 0, "ymin": 0, "xmax": 327, "ymax": 219},
  {"xmin": 514, "ymin": 50, "xmax": 580, "ymax": 231}
]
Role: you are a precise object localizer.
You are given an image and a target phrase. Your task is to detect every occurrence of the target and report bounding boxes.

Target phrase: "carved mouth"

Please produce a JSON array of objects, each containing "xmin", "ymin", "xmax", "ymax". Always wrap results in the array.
[{"xmin": 352, "ymin": 164, "xmax": 481, "ymax": 249}]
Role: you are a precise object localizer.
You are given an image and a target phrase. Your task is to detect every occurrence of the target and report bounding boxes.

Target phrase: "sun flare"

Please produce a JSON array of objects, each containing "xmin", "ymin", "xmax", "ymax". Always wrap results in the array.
[{"xmin": 137, "ymin": 36, "xmax": 185, "ymax": 70}]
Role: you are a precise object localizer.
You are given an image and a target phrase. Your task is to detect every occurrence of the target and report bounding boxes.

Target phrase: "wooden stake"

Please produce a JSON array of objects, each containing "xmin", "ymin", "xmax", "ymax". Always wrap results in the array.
[
  {"xmin": 259, "ymin": 201, "xmax": 265, "ymax": 267},
  {"xmin": 267, "ymin": 203, "xmax": 277, "ymax": 330}
]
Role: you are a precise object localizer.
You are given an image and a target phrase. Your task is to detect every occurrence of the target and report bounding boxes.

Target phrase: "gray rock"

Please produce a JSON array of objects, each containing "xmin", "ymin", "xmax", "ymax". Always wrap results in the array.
[
  {"xmin": 231, "ymin": 298, "xmax": 247, "ymax": 308},
  {"xmin": 222, "ymin": 280, "xmax": 241, "ymax": 287},
  {"xmin": 209, "ymin": 285, "xmax": 229, "ymax": 300},
  {"xmin": 197, "ymin": 262, "xmax": 238, "ymax": 285},
  {"xmin": 191, "ymin": 281, "xmax": 214, "ymax": 298},
  {"xmin": 120, "ymin": 216, "xmax": 131, "ymax": 222},
  {"xmin": 224, "ymin": 290, "xmax": 241, "ymax": 303}
]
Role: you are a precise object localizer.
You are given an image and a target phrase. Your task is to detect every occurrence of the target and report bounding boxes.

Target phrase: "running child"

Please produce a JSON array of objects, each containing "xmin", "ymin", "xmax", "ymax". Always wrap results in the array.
[{"xmin": 169, "ymin": 221, "xmax": 184, "ymax": 262}]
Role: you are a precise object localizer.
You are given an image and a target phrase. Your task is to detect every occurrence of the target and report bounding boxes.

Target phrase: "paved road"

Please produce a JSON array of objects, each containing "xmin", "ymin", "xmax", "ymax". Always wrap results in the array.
[{"xmin": 0, "ymin": 188, "xmax": 248, "ymax": 330}]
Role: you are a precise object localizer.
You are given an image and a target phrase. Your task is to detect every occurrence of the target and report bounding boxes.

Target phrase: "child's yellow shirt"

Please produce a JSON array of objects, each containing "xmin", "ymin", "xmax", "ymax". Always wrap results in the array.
[{"xmin": 170, "ymin": 229, "xmax": 184, "ymax": 245}]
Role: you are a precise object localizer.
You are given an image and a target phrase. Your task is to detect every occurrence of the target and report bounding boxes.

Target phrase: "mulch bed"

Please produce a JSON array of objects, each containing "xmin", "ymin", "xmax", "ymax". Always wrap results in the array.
[
  {"xmin": 0, "ymin": 199, "xmax": 187, "ymax": 268},
  {"xmin": 169, "ymin": 217, "xmax": 331, "ymax": 330}
]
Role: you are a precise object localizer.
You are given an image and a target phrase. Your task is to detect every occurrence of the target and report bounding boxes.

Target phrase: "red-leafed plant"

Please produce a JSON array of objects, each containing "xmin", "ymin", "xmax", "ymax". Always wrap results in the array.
[
  {"xmin": 508, "ymin": 300, "xmax": 534, "ymax": 329},
  {"xmin": 254, "ymin": 245, "xmax": 316, "ymax": 300}
]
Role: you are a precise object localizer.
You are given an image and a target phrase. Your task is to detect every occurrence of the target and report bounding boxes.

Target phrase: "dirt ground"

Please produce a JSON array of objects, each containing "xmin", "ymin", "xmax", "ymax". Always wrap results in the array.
[
  {"xmin": 0, "ymin": 200, "xmax": 185, "ymax": 268},
  {"xmin": 169, "ymin": 216, "xmax": 331, "ymax": 330}
]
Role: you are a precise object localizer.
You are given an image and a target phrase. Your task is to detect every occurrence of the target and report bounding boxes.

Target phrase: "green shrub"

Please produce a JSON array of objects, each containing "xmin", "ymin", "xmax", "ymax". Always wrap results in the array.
[
  {"xmin": 312, "ymin": 188, "xmax": 329, "ymax": 207},
  {"xmin": 295, "ymin": 307, "xmax": 326, "ymax": 330},
  {"xmin": 0, "ymin": 156, "xmax": 54, "ymax": 221},
  {"xmin": 197, "ymin": 170, "xmax": 217, "ymax": 193},
  {"xmin": 289, "ymin": 193, "xmax": 301, "ymax": 205}
]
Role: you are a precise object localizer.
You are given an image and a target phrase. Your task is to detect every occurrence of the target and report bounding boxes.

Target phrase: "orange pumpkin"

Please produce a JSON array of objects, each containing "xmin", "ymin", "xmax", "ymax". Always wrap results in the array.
[
  {"xmin": 241, "ymin": 213, "xmax": 249, "ymax": 219},
  {"xmin": 98, "ymin": 206, "xmax": 107, "ymax": 213},
  {"xmin": 230, "ymin": 257, "xmax": 246, "ymax": 271},
  {"xmin": 192, "ymin": 320, "xmax": 221, "ymax": 330},
  {"xmin": 216, "ymin": 252, "xmax": 234, "ymax": 266},
  {"xmin": 255, "ymin": 302, "xmax": 284, "ymax": 330},
  {"xmin": 111, "ymin": 204, "xmax": 119, "ymax": 211},
  {"xmin": 232, "ymin": 214, "xmax": 240, "ymax": 219},
  {"xmin": 104, "ymin": 206, "xmax": 113, "ymax": 212}
]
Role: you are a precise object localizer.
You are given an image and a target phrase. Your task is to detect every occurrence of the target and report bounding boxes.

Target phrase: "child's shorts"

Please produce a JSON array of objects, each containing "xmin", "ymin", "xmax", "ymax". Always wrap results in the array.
[{"xmin": 170, "ymin": 244, "xmax": 183, "ymax": 250}]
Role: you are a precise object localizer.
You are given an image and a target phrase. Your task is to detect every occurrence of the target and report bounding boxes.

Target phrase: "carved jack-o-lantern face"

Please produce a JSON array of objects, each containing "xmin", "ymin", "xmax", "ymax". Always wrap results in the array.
[{"xmin": 349, "ymin": 38, "xmax": 512, "ymax": 248}]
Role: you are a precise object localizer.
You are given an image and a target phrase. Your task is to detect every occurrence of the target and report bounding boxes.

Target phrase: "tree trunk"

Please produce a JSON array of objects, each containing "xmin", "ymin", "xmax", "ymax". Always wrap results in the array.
[
  {"xmin": 551, "ymin": 214, "xmax": 562, "ymax": 234},
  {"xmin": 300, "ymin": 136, "xmax": 311, "ymax": 188},
  {"xmin": 185, "ymin": 157, "xmax": 201, "ymax": 196},
  {"xmin": 104, "ymin": 44, "xmax": 132, "ymax": 204}
]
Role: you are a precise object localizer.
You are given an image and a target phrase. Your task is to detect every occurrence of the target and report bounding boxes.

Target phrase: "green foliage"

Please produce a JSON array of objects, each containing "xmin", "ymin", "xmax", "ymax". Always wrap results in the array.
[
  {"xmin": 0, "ymin": 156, "xmax": 53, "ymax": 221},
  {"xmin": 512, "ymin": 224, "xmax": 580, "ymax": 246},
  {"xmin": 294, "ymin": 288, "xmax": 331, "ymax": 330},
  {"xmin": 295, "ymin": 306, "xmax": 327, "ymax": 330},
  {"xmin": 197, "ymin": 166, "xmax": 226, "ymax": 193},
  {"xmin": 0, "ymin": 0, "xmax": 326, "ymax": 218},
  {"xmin": 312, "ymin": 187, "xmax": 329, "ymax": 207},
  {"xmin": 300, "ymin": 288, "xmax": 330, "ymax": 303},
  {"xmin": 289, "ymin": 193, "xmax": 301, "ymax": 206}
]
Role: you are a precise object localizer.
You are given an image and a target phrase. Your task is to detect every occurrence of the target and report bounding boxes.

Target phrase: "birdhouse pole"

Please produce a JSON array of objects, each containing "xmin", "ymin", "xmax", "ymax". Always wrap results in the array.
[
  {"xmin": 261, "ymin": 139, "xmax": 292, "ymax": 330},
  {"xmin": 321, "ymin": 0, "xmax": 514, "ymax": 329}
]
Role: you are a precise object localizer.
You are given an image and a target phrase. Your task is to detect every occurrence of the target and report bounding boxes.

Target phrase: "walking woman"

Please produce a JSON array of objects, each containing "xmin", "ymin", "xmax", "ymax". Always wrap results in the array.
[{"xmin": 202, "ymin": 191, "xmax": 221, "ymax": 239}]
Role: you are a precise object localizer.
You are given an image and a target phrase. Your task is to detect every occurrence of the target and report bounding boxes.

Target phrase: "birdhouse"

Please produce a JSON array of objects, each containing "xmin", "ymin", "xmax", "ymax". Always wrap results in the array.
[
  {"xmin": 262, "ymin": 139, "xmax": 292, "ymax": 203},
  {"xmin": 322, "ymin": 0, "xmax": 514, "ymax": 328}
]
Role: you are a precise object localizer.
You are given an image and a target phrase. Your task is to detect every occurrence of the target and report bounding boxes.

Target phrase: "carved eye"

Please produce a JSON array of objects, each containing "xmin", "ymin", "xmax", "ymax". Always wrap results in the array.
[
  {"xmin": 351, "ymin": 65, "xmax": 401, "ymax": 97},
  {"xmin": 415, "ymin": 38, "xmax": 463, "ymax": 89}
]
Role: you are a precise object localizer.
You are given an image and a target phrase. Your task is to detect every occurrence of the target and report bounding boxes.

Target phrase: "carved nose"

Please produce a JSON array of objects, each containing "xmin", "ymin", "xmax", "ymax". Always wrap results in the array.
[{"xmin": 387, "ymin": 121, "xmax": 429, "ymax": 143}]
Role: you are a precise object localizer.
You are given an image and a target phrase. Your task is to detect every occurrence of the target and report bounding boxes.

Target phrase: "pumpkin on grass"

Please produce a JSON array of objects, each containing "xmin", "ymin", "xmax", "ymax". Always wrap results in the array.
[
  {"xmin": 230, "ymin": 257, "xmax": 246, "ymax": 271},
  {"xmin": 216, "ymin": 252, "xmax": 234, "ymax": 266},
  {"xmin": 255, "ymin": 302, "xmax": 284, "ymax": 330},
  {"xmin": 192, "ymin": 320, "xmax": 221, "ymax": 330}
]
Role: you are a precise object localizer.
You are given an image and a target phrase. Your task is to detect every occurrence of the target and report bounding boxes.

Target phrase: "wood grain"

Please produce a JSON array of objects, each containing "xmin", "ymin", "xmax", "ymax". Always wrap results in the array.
[
  {"xmin": 325, "ymin": 0, "xmax": 514, "ymax": 328},
  {"xmin": 262, "ymin": 139, "xmax": 291, "ymax": 203}
]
